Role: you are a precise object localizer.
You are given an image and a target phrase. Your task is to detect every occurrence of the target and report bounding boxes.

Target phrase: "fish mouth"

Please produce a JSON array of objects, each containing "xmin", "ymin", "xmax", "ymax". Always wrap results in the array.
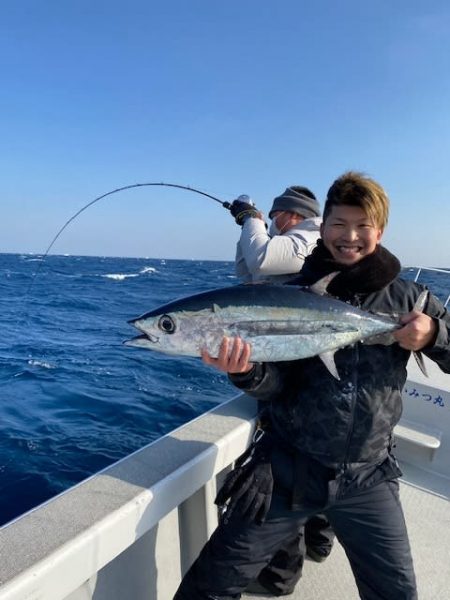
[
  {"xmin": 127, "ymin": 316, "xmax": 160, "ymax": 343},
  {"xmin": 145, "ymin": 332, "xmax": 159, "ymax": 343},
  {"xmin": 124, "ymin": 332, "xmax": 159, "ymax": 347}
]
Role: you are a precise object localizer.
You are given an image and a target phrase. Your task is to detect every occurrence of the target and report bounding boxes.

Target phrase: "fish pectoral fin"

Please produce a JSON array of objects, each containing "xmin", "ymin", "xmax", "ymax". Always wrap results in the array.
[
  {"xmin": 318, "ymin": 351, "xmax": 340, "ymax": 380},
  {"xmin": 309, "ymin": 272, "xmax": 340, "ymax": 296},
  {"xmin": 413, "ymin": 290, "xmax": 429, "ymax": 313},
  {"xmin": 413, "ymin": 351, "xmax": 429, "ymax": 377}
]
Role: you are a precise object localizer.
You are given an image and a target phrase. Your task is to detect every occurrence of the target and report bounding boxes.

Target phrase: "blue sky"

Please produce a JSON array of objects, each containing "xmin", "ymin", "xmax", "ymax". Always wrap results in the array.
[{"xmin": 1, "ymin": 1, "xmax": 449, "ymax": 266}]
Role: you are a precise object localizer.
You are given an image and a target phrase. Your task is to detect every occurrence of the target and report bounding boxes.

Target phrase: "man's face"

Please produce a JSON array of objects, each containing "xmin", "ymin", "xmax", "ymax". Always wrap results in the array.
[
  {"xmin": 320, "ymin": 205, "xmax": 382, "ymax": 265},
  {"xmin": 271, "ymin": 211, "xmax": 302, "ymax": 234}
]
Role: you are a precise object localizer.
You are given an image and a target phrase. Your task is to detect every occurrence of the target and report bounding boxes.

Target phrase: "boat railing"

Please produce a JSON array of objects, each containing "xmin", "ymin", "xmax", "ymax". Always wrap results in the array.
[{"xmin": 411, "ymin": 266, "xmax": 450, "ymax": 307}]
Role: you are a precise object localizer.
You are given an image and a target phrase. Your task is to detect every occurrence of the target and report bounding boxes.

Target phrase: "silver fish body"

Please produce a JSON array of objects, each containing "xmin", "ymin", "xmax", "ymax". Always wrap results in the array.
[{"xmin": 125, "ymin": 284, "xmax": 399, "ymax": 365}]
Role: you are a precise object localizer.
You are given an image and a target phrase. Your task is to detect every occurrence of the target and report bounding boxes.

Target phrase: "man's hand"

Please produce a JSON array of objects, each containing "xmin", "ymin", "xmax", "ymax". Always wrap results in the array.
[
  {"xmin": 393, "ymin": 311, "xmax": 437, "ymax": 351},
  {"xmin": 229, "ymin": 199, "xmax": 262, "ymax": 225},
  {"xmin": 201, "ymin": 336, "xmax": 254, "ymax": 373}
]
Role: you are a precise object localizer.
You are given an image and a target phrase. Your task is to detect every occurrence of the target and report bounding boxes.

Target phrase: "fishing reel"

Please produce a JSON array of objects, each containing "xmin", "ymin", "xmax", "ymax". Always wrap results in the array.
[{"xmin": 223, "ymin": 194, "xmax": 254, "ymax": 210}]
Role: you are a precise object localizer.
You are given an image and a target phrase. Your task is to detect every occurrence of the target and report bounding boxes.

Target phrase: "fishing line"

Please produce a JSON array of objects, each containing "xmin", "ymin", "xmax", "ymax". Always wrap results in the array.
[{"xmin": 26, "ymin": 182, "xmax": 233, "ymax": 295}]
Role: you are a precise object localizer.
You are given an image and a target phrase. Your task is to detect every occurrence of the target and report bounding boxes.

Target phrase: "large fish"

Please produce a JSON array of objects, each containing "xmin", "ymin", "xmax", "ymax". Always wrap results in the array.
[{"xmin": 125, "ymin": 279, "xmax": 426, "ymax": 379}]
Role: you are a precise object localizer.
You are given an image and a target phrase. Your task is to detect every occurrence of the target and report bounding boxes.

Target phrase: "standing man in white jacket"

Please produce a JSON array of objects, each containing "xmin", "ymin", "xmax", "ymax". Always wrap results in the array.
[
  {"xmin": 232, "ymin": 185, "xmax": 322, "ymax": 283},
  {"xmin": 228, "ymin": 186, "xmax": 335, "ymax": 596}
]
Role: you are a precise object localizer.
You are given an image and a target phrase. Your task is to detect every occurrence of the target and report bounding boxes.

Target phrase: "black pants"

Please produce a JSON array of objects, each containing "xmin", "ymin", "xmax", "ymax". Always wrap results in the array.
[
  {"xmin": 174, "ymin": 475, "xmax": 417, "ymax": 600},
  {"xmin": 256, "ymin": 514, "xmax": 335, "ymax": 595}
]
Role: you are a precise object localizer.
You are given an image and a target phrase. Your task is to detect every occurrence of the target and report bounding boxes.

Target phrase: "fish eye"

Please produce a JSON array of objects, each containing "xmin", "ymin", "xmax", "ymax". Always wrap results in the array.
[{"xmin": 158, "ymin": 314, "xmax": 176, "ymax": 334}]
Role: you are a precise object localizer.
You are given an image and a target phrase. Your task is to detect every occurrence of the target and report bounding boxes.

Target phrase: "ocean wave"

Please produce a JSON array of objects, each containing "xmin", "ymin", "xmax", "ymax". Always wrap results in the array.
[
  {"xmin": 27, "ymin": 359, "xmax": 55, "ymax": 369},
  {"xmin": 102, "ymin": 266, "xmax": 157, "ymax": 280},
  {"xmin": 103, "ymin": 273, "xmax": 140, "ymax": 281}
]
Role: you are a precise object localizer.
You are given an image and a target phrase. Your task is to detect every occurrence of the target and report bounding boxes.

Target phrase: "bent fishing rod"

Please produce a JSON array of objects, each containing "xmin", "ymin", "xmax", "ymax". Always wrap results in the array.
[{"xmin": 26, "ymin": 182, "xmax": 239, "ymax": 295}]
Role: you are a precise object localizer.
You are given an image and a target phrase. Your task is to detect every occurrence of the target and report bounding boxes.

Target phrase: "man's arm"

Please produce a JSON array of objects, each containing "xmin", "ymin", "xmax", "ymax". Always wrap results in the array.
[
  {"xmin": 239, "ymin": 218, "xmax": 318, "ymax": 276},
  {"xmin": 235, "ymin": 240, "xmax": 253, "ymax": 282}
]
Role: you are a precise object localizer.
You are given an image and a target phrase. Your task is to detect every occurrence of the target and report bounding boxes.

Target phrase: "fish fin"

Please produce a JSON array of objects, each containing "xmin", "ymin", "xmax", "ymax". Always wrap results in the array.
[
  {"xmin": 309, "ymin": 272, "xmax": 340, "ymax": 296},
  {"xmin": 413, "ymin": 290, "xmax": 429, "ymax": 313},
  {"xmin": 413, "ymin": 351, "xmax": 429, "ymax": 377},
  {"xmin": 212, "ymin": 303, "xmax": 221, "ymax": 313},
  {"xmin": 410, "ymin": 292, "xmax": 429, "ymax": 377},
  {"xmin": 319, "ymin": 351, "xmax": 340, "ymax": 380}
]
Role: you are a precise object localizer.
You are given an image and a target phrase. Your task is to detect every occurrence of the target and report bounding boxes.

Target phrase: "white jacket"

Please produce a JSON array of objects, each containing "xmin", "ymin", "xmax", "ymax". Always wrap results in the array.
[{"xmin": 235, "ymin": 216, "xmax": 321, "ymax": 283}]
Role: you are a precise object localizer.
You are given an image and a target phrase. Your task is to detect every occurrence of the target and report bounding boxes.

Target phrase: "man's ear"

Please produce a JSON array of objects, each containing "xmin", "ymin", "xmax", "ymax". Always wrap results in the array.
[
  {"xmin": 376, "ymin": 228, "xmax": 383, "ymax": 244},
  {"xmin": 320, "ymin": 222, "xmax": 324, "ymax": 237}
]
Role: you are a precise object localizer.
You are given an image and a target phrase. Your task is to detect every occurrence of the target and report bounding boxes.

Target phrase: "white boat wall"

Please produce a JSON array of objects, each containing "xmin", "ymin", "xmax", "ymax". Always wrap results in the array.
[
  {"xmin": 0, "ymin": 355, "xmax": 448, "ymax": 600},
  {"xmin": 0, "ymin": 267, "xmax": 449, "ymax": 600}
]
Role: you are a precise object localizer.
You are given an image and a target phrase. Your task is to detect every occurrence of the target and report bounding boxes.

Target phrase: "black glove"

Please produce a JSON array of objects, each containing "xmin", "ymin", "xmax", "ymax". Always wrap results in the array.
[
  {"xmin": 215, "ymin": 432, "xmax": 274, "ymax": 524},
  {"xmin": 229, "ymin": 199, "xmax": 260, "ymax": 225}
]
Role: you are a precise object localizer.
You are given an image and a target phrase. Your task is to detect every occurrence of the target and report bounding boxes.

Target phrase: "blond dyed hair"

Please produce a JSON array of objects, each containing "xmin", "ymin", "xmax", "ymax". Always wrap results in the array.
[{"xmin": 324, "ymin": 171, "xmax": 389, "ymax": 230}]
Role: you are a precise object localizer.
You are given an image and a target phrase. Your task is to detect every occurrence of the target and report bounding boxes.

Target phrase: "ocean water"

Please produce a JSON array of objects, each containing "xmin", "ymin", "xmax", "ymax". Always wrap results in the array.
[
  {"xmin": 0, "ymin": 253, "xmax": 448, "ymax": 528},
  {"xmin": 0, "ymin": 254, "xmax": 237, "ymax": 527}
]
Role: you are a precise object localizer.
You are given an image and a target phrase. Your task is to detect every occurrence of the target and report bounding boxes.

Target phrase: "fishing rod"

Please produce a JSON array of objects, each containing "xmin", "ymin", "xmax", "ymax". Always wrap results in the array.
[
  {"xmin": 42, "ymin": 182, "xmax": 233, "ymax": 258},
  {"xmin": 27, "ymin": 182, "xmax": 236, "ymax": 294}
]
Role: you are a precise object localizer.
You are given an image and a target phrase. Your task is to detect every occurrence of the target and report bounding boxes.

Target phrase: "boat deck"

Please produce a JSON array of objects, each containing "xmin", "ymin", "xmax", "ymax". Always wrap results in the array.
[{"xmin": 243, "ymin": 471, "xmax": 449, "ymax": 599}]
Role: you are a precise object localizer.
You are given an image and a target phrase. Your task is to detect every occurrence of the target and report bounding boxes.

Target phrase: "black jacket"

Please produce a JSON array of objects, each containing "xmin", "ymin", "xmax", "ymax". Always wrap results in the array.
[{"xmin": 230, "ymin": 277, "xmax": 450, "ymax": 470}]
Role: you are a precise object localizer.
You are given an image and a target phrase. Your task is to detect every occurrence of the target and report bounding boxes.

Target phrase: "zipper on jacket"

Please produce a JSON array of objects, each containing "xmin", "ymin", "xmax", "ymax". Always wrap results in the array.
[
  {"xmin": 343, "ymin": 293, "xmax": 363, "ymax": 467},
  {"xmin": 342, "ymin": 344, "xmax": 359, "ymax": 468}
]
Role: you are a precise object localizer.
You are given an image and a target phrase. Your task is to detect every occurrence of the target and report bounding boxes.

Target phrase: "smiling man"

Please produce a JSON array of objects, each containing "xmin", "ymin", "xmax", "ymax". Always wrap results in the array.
[
  {"xmin": 174, "ymin": 171, "xmax": 450, "ymax": 600},
  {"xmin": 320, "ymin": 176, "xmax": 386, "ymax": 264}
]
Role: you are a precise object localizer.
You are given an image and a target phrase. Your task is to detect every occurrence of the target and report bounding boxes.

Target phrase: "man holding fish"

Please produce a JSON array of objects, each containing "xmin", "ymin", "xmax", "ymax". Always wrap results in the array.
[{"xmin": 171, "ymin": 172, "xmax": 450, "ymax": 599}]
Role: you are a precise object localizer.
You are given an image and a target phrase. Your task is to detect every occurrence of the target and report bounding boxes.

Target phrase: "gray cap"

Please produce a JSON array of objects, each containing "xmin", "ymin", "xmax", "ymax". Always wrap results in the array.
[{"xmin": 269, "ymin": 186, "xmax": 320, "ymax": 219}]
